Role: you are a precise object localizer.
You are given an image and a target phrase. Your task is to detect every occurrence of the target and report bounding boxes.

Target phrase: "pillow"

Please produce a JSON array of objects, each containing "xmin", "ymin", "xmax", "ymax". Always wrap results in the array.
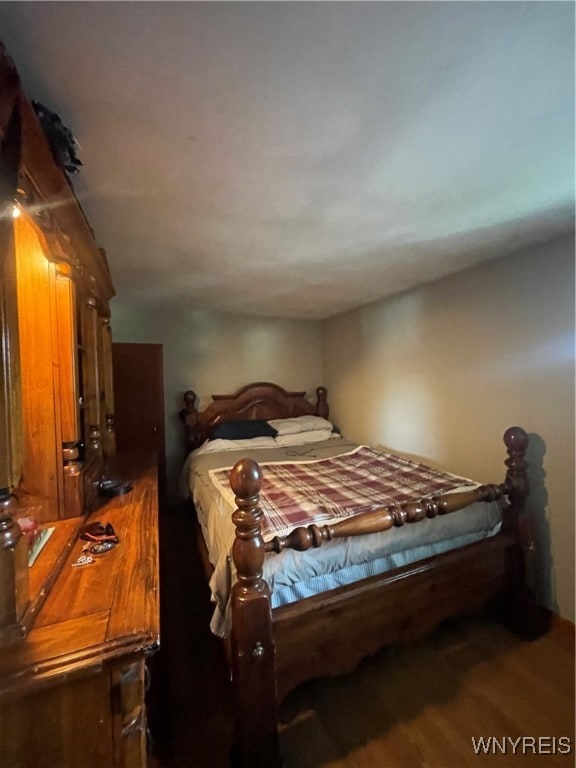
[
  {"xmin": 196, "ymin": 436, "xmax": 277, "ymax": 455},
  {"xmin": 209, "ymin": 419, "xmax": 278, "ymax": 441},
  {"xmin": 274, "ymin": 429, "xmax": 340, "ymax": 447},
  {"xmin": 268, "ymin": 415, "xmax": 333, "ymax": 436}
]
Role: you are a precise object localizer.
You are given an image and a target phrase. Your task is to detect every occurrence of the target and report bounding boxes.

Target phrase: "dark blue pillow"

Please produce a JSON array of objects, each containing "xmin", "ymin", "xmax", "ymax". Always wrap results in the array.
[{"xmin": 209, "ymin": 419, "xmax": 278, "ymax": 441}]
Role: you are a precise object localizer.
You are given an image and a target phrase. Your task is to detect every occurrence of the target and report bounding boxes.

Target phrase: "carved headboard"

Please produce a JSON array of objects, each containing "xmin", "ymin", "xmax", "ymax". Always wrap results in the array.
[{"xmin": 179, "ymin": 382, "xmax": 329, "ymax": 454}]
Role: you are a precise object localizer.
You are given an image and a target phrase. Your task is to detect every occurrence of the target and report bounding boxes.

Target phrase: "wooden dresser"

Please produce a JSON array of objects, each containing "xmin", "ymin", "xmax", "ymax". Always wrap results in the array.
[
  {"xmin": 0, "ymin": 452, "xmax": 160, "ymax": 768},
  {"xmin": 0, "ymin": 41, "xmax": 160, "ymax": 768}
]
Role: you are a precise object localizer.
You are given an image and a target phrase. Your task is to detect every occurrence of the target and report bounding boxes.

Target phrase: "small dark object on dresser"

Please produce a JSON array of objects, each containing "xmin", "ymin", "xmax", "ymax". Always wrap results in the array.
[{"xmin": 98, "ymin": 478, "xmax": 133, "ymax": 498}]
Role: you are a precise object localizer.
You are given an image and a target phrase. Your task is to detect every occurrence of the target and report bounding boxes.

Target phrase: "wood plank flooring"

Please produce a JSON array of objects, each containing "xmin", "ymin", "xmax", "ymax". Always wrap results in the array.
[{"xmin": 149, "ymin": 505, "xmax": 575, "ymax": 768}]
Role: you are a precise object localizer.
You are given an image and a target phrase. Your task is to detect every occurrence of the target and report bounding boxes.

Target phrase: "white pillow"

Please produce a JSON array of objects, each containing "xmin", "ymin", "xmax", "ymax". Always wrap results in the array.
[
  {"xmin": 274, "ymin": 429, "xmax": 339, "ymax": 446},
  {"xmin": 193, "ymin": 436, "xmax": 277, "ymax": 455},
  {"xmin": 268, "ymin": 415, "xmax": 333, "ymax": 436}
]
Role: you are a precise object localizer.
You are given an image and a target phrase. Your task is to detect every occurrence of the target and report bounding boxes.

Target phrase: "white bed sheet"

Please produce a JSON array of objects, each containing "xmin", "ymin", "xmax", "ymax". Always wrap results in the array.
[{"xmin": 181, "ymin": 437, "xmax": 502, "ymax": 637}]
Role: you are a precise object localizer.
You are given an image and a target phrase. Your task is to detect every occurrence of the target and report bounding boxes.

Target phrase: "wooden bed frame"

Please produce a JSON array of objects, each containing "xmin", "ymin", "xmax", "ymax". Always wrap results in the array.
[{"xmin": 180, "ymin": 382, "xmax": 541, "ymax": 768}]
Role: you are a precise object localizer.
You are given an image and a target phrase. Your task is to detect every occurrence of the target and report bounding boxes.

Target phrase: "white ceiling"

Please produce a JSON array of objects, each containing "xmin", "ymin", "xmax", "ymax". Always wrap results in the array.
[{"xmin": 1, "ymin": 2, "xmax": 574, "ymax": 320}]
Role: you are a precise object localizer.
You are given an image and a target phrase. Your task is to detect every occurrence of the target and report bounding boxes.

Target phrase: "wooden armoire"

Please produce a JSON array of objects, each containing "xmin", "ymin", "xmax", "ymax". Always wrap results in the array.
[{"xmin": 0, "ymin": 43, "xmax": 159, "ymax": 767}]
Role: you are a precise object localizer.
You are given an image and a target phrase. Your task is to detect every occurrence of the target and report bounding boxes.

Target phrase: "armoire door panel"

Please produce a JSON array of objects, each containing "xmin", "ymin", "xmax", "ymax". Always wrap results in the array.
[{"xmin": 14, "ymin": 215, "xmax": 60, "ymax": 522}]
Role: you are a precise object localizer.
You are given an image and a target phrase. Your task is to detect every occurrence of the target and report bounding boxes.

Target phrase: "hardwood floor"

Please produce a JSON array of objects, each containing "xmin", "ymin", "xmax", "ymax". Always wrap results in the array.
[
  {"xmin": 279, "ymin": 616, "xmax": 574, "ymax": 768},
  {"xmin": 149, "ymin": 505, "xmax": 575, "ymax": 768}
]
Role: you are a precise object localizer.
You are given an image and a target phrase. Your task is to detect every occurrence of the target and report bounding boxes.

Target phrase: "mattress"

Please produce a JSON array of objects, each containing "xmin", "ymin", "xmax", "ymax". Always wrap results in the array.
[{"xmin": 181, "ymin": 436, "xmax": 502, "ymax": 637}]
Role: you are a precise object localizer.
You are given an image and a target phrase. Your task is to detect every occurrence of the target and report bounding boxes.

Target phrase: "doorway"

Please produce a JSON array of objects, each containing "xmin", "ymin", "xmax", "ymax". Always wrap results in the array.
[{"xmin": 112, "ymin": 342, "xmax": 166, "ymax": 501}]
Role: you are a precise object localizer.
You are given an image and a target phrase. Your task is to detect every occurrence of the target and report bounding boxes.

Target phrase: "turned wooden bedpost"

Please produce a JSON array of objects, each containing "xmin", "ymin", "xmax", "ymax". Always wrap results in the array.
[
  {"xmin": 315, "ymin": 386, "xmax": 329, "ymax": 419},
  {"xmin": 502, "ymin": 426, "xmax": 529, "ymax": 535},
  {"xmin": 230, "ymin": 459, "xmax": 280, "ymax": 768},
  {"xmin": 179, "ymin": 390, "xmax": 202, "ymax": 453},
  {"xmin": 500, "ymin": 426, "xmax": 546, "ymax": 637}
]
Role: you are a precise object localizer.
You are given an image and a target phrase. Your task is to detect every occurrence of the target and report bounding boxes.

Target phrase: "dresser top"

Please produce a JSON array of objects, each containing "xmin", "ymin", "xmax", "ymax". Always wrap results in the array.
[{"xmin": 0, "ymin": 453, "xmax": 160, "ymax": 698}]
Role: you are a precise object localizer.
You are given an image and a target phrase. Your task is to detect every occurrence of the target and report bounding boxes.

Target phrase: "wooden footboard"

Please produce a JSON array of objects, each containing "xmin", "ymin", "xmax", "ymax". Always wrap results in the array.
[
  {"xmin": 228, "ymin": 427, "xmax": 535, "ymax": 768},
  {"xmin": 272, "ymin": 533, "xmax": 523, "ymax": 700}
]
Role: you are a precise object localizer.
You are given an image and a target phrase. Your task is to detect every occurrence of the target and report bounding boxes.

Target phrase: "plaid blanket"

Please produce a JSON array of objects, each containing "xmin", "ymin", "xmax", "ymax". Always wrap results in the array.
[{"xmin": 210, "ymin": 446, "xmax": 476, "ymax": 539}]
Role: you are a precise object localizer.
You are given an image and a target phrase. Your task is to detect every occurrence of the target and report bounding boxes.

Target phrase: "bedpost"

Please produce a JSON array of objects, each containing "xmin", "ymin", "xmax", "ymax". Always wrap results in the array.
[
  {"xmin": 500, "ymin": 427, "xmax": 548, "ymax": 638},
  {"xmin": 179, "ymin": 390, "xmax": 201, "ymax": 453},
  {"xmin": 502, "ymin": 426, "xmax": 529, "ymax": 535},
  {"xmin": 230, "ymin": 459, "xmax": 280, "ymax": 768},
  {"xmin": 315, "ymin": 386, "xmax": 329, "ymax": 418}
]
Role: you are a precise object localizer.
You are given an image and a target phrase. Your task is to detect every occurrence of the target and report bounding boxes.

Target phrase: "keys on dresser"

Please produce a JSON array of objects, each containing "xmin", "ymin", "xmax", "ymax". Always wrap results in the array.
[{"xmin": 71, "ymin": 553, "xmax": 95, "ymax": 568}]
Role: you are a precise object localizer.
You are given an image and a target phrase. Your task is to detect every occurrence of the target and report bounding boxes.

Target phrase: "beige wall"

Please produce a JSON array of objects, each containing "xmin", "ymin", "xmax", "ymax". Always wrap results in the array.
[
  {"xmin": 111, "ymin": 304, "xmax": 323, "ymax": 502},
  {"xmin": 323, "ymin": 234, "xmax": 575, "ymax": 621}
]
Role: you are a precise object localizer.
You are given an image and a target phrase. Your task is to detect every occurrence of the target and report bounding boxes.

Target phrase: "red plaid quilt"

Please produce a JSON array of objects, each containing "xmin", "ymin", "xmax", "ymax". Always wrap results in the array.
[{"xmin": 210, "ymin": 446, "xmax": 476, "ymax": 538}]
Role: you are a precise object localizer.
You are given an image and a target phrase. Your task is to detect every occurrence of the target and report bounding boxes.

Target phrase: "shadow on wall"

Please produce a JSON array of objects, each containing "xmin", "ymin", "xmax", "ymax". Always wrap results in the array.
[{"xmin": 525, "ymin": 433, "xmax": 557, "ymax": 613}]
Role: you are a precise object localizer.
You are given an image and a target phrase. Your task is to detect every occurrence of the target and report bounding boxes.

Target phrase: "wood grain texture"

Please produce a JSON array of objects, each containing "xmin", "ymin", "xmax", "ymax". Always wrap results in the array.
[
  {"xmin": 112, "ymin": 659, "xmax": 148, "ymax": 768},
  {"xmin": 80, "ymin": 297, "xmax": 102, "ymax": 451},
  {"xmin": 273, "ymin": 534, "xmax": 520, "ymax": 701},
  {"xmin": 230, "ymin": 458, "xmax": 280, "ymax": 768},
  {"xmin": 0, "ymin": 663, "xmax": 115, "ymax": 768},
  {"xmin": 19, "ymin": 516, "xmax": 83, "ymax": 637},
  {"xmin": 100, "ymin": 317, "xmax": 116, "ymax": 457},
  {"xmin": 0, "ymin": 453, "xmax": 160, "ymax": 768},
  {"xmin": 279, "ymin": 615, "xmax": 575, "ymax": 768},
  {"xmin": 14, "ymin": 215, "xmax": 60, "ymax": 522},
  {"xmin": 53, "ymin": 272, "xmax": 79, "ymax": 444},
  {"xmin": 0, "ymin": 218, "xmax": 23, "ymax": 491}
]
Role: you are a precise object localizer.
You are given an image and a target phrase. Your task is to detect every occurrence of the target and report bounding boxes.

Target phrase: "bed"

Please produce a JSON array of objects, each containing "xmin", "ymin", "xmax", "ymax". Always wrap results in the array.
[{"xmin": 180, "ymin": 382, "xmax": 537, "ymax": 768}]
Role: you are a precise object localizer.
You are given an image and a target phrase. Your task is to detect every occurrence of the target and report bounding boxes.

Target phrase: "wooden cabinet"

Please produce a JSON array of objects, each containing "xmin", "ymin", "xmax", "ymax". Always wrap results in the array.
[
  {"xmin": 0, "ymin": 42, "xmax": 159, "ymax": 767},
  {"xmin": 0, "ymin": 453, "xmax": 160, "ymax": 768},
  {"xmin": 0, "ymin": 43, "xmax": 118, "ymax": 639}
]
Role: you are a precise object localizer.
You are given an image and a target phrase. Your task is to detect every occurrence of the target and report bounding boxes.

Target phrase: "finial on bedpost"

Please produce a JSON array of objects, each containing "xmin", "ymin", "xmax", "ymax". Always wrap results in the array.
[
  {"xmin": 179, "ymin": 390, "xmax": 201, "ymax": 453},
  {"xmin": 183, "ymin": 390, "xmax": 196, "ymax": 410},
  {"xmin": 502, "ymin": 426, "xmax": 529, "ymax": 534},
  {"xmin": 229, "ymin": 459, "xmax": 280, "ymax": 768},
  {"xmin": 316, "ymin": 386, "xmax": 329, "ymax": 418}
]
